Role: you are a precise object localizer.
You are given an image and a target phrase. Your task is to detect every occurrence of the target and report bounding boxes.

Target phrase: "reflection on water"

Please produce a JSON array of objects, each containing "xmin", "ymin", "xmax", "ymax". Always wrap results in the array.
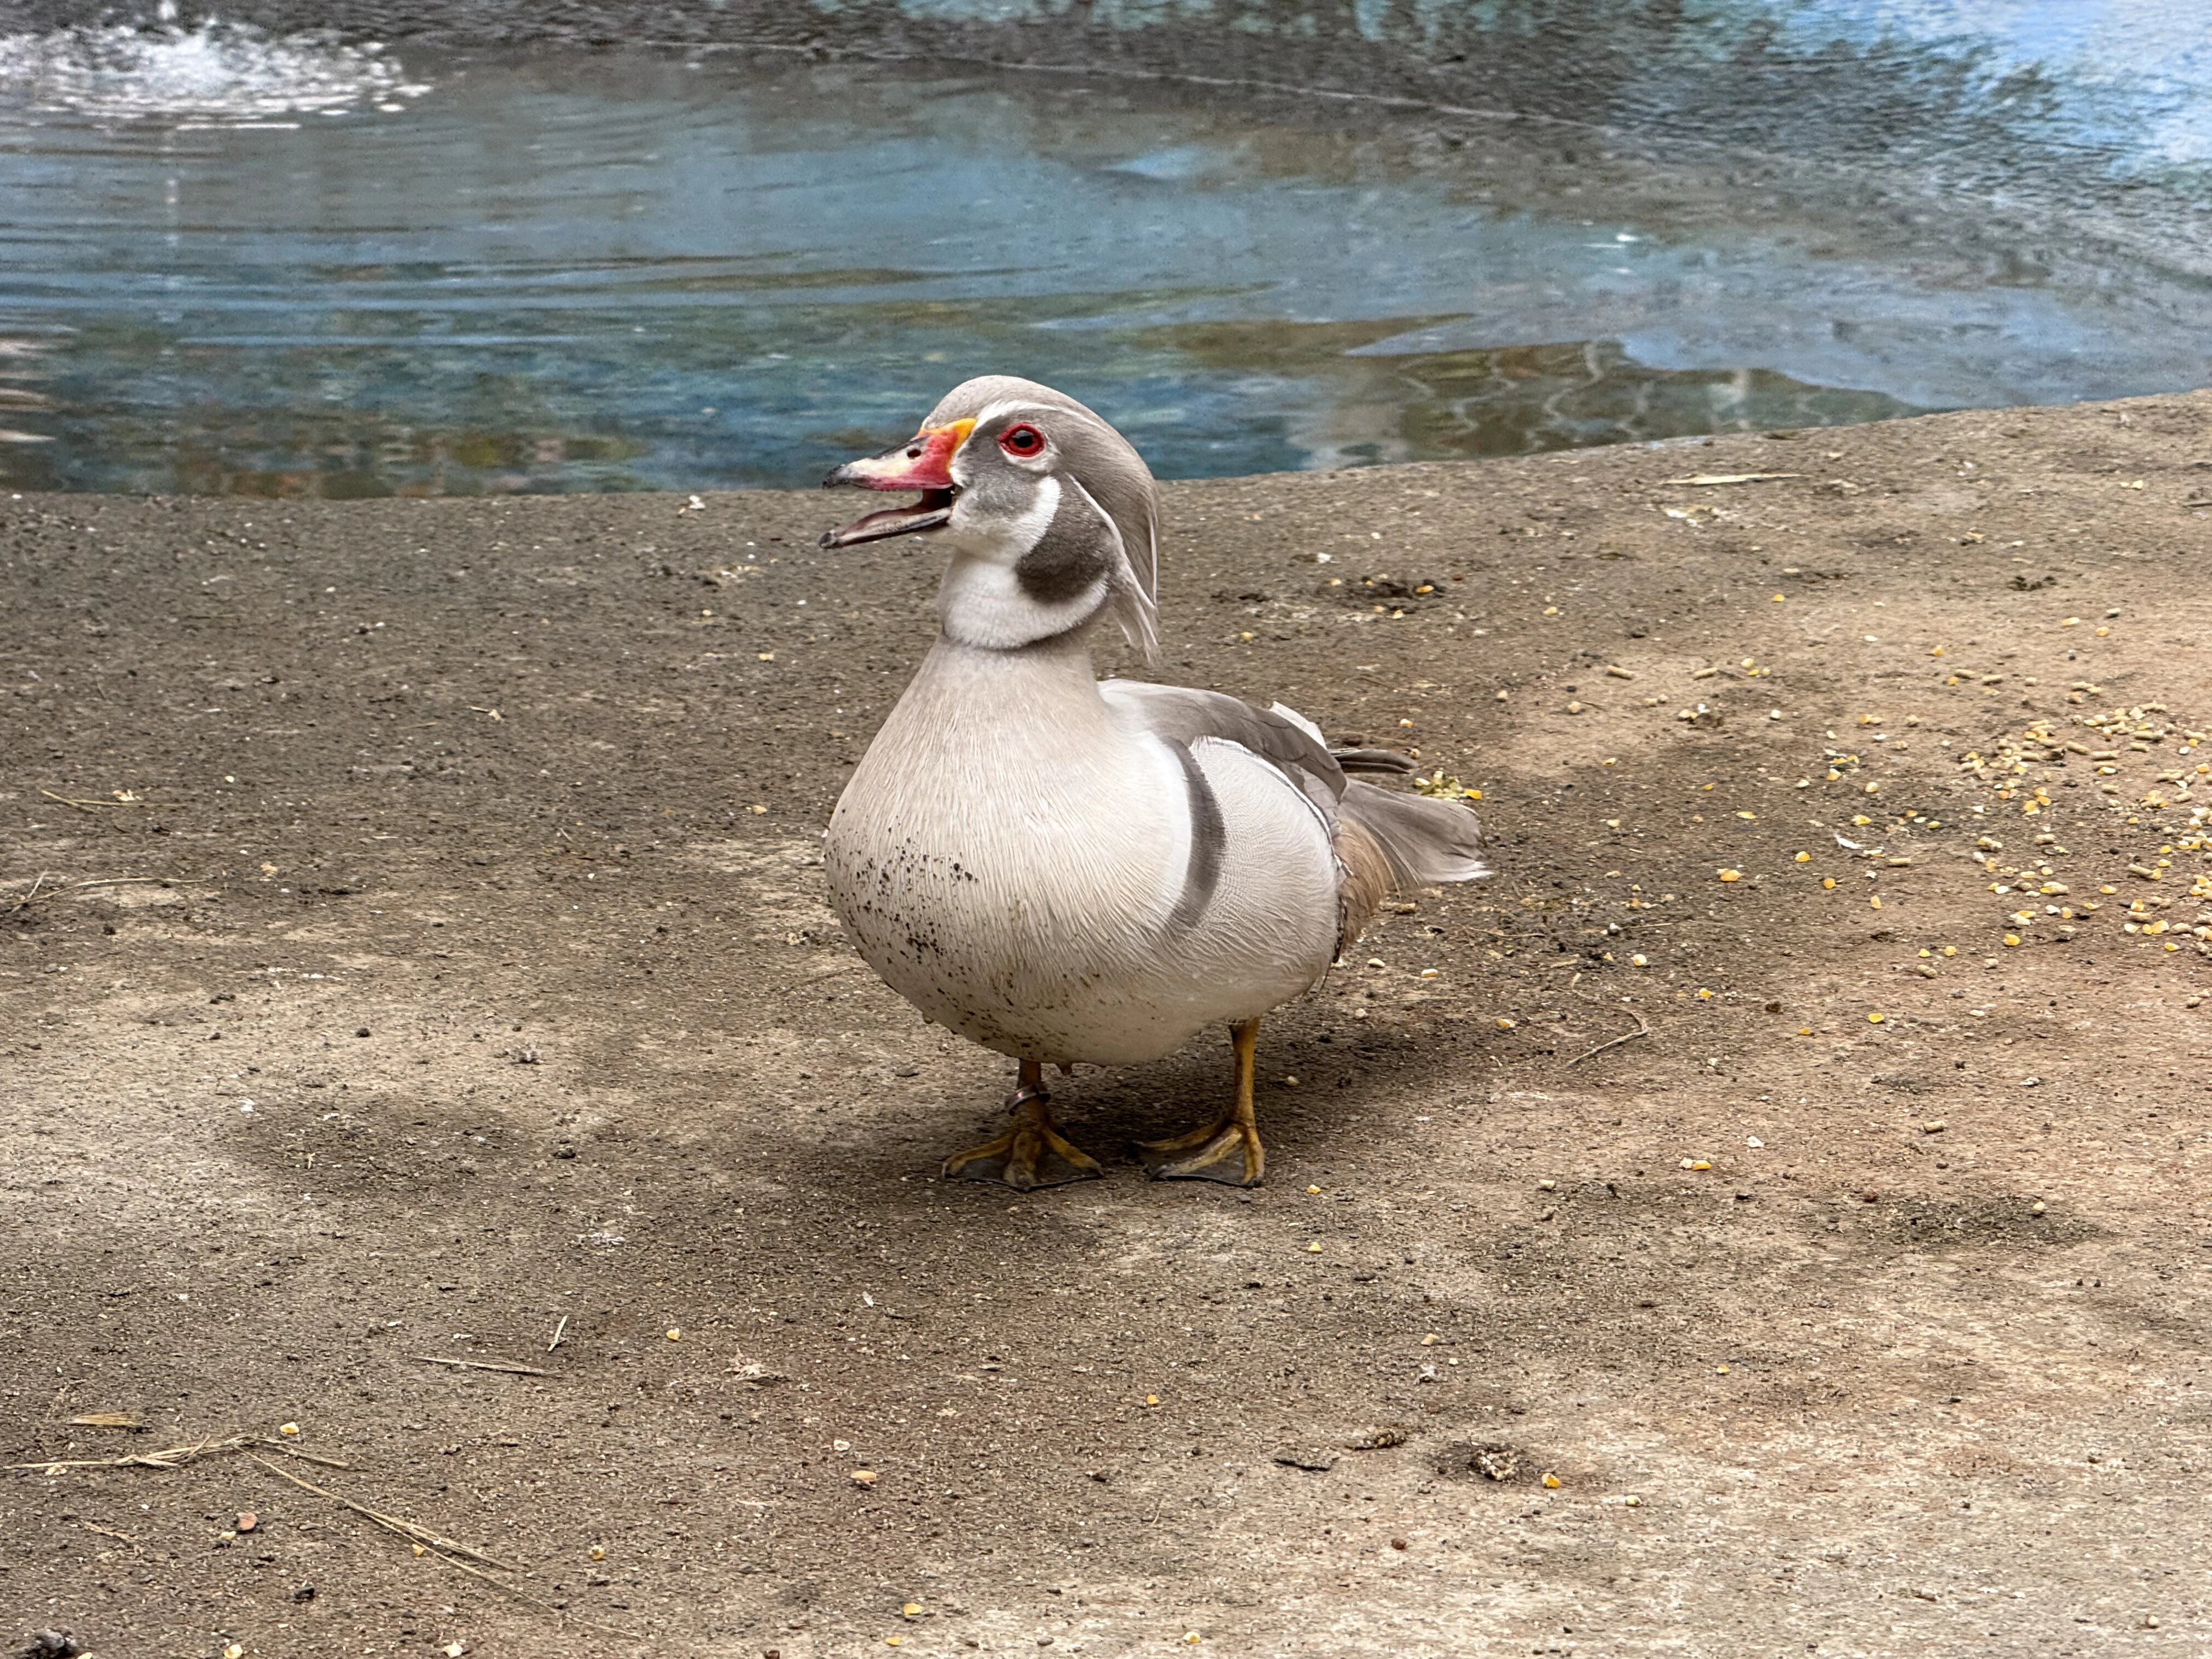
[
  {"xmin": 0, "ymin": 12, "xmax": 424, "ymax": 121},
  {"xmin": 0, "ymin": 30, "xmax": 2207, "ymax": 496},
  {"xmin": 1143, "ymin": 320, "xmax": 1919, "ymax": 469}
]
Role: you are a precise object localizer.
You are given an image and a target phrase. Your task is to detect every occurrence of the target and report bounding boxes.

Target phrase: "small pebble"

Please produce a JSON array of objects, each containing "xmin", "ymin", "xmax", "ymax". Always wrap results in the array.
[{"xmin": 1346, "ymin": 1425, "xmax": 1409, "ymax": 1450}]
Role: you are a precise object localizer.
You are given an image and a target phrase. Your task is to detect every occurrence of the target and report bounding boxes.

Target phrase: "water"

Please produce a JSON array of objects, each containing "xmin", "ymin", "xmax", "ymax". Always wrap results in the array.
[{"xmin": 1, "ymin": 24, "xmax": 2208, "ymax": 497}]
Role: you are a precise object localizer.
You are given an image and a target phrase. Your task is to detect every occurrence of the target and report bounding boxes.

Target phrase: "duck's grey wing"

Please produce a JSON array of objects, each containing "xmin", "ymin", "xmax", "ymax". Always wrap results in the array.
[
  {"xmin": 1098, "ymin": 679, "xmax": 1348, "ymax": 811},
  {"xmin": 1331, "ymin": 747, "xmax": 1418, "ymax": 775},
  {"xmin": 1099, "ymin": 679, "xmax": 1488, "ymax": 950}
]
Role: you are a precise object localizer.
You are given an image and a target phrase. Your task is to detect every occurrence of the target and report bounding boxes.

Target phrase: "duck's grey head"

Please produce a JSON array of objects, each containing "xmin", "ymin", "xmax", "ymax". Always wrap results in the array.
[{"xmin": 821, "ymin": 375, "xmax": 1159, "ymax": 658}]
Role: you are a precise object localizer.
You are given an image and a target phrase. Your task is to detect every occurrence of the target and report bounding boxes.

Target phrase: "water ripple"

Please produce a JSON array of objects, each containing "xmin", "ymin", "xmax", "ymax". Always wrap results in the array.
[{"xmin": 0, "ymin": 42, "xmax": 2205, "ymax": 496}]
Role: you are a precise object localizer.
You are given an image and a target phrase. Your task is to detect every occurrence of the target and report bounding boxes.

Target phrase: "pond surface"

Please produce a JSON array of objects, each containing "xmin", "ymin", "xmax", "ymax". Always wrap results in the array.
[{"xmin": 2, "ymin": 22, "xmax": 2208, "ymax": 496}]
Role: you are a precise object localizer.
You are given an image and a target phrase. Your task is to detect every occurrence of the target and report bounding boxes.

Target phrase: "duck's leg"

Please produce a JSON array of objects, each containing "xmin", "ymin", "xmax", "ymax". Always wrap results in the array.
[
  {"xmin": 1141, "ymin": 1018, "xmax": 1266, "ymax": 1187},
  {"xmin": 941, "ymin": 1060, "xmax": 1104, "ymax": 1190}
]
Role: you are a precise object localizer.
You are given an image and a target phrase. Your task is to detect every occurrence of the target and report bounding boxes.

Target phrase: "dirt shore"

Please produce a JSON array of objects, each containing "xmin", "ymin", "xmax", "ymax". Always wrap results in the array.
[{"xmin": 4, "ymin": 392, "xmax": 2210, "ymax": 1658}]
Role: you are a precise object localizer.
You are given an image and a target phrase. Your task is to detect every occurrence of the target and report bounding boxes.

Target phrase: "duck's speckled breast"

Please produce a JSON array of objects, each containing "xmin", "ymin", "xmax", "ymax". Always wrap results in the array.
[{"xmin": 823, "ymin": 639, "xmax": 1334, "ymax": 1062}]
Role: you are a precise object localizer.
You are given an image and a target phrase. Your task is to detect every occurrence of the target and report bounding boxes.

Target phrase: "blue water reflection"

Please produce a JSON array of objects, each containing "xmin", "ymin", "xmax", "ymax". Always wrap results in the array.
[{"xmin": 0, "ymin": 31, "xmax": 2206, "ymax": 496}]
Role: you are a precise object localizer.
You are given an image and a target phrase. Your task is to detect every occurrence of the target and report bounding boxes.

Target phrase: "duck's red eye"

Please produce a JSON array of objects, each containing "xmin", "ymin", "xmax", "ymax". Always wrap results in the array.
[{"xmin": 999, "ymin": 423, "xmax": 1045, "ymax": 457}]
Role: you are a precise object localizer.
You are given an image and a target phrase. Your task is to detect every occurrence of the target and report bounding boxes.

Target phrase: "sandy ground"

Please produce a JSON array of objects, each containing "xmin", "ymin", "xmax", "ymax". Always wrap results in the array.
[{"xmin": 4, "ymin": 392, "xmax": 2210, "ymax": 1659}]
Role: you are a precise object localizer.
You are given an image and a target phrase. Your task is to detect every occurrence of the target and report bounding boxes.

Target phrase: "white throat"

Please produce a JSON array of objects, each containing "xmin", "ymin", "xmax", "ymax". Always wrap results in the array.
[{"xmin": 935, "ymin": 474, "xmax": 1110, "ymax": 651}]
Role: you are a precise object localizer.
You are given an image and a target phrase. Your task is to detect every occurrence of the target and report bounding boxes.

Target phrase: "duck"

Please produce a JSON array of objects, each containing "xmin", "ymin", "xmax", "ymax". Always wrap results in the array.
[{"xmin": 818, "ymin": 375, "xmax": 1486, "ymax": 1189}]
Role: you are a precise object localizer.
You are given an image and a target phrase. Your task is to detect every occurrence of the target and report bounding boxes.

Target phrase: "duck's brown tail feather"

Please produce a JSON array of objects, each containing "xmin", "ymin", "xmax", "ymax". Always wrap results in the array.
[{"xmin": 1332, "ymin": 782, "xmax": 1487, "ymax": 952}]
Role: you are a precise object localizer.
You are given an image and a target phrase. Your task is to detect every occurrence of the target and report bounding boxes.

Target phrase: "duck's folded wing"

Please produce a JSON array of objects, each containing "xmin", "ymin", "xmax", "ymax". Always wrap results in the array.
[
  {"xmin": 1101, "ymin": 679, "xmax": 1487, "ymax": 948},
  {"xmin": 1098, "ymin": 679, "xmax": 1348, "ymax": 811},
  {"xmin": 1330, "ymin": 747, "xmax": 1418, "ymax": 775}
]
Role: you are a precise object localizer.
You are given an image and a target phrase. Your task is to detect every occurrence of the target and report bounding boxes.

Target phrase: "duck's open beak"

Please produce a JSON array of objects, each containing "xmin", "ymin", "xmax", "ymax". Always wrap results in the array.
[{"xmin": 820, "ymin": 418, "xmax": 975, "ymax": 549}]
